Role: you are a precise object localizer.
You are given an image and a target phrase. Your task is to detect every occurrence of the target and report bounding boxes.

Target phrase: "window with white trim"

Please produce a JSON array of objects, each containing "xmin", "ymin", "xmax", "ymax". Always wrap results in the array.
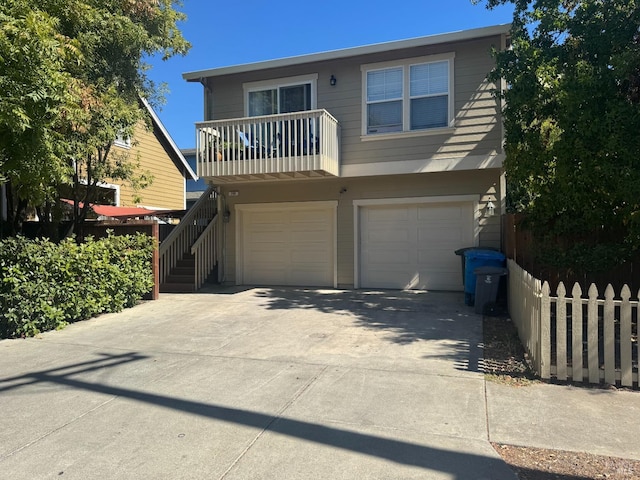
[
  {"xmin": 244, "ymin": 74, "xmax": 317, "ymax": 117},
  {"xmin": 114, "ymin": 132, "xmax": 131, "ymax": 148},
  {"xmin": 366, "ymin": 67, "xmax": 403, "ymax": 133},
  {"xmin": 363, "ymin": 54, "xmax": 454, "ymax": 135}
]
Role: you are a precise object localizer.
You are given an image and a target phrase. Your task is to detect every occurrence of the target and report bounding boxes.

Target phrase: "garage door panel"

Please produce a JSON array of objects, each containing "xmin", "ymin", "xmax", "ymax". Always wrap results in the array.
[
  {"xmin": 418, "ymin": 225, "xmax": 468, "ymax": 243},
  {"xmin": 290, "ymin": 263, "xmax": 330, "ymax": 275},
  {"xmin": 417, "ymin": 243, "xmax": 454, "ymax": 256},
  {"xmin": 244, "ymin": 255, "xmax": 289, "ymax": 269},
  {"xmin": 290, "ymin": 248, "xmax": 330, "ymax": 263},
  {"xmin": 290, "ymin": 231, "xmax": 329, "ymax": 244},
  {"xmin": 241, "ymin": 204, "xmax": 334, "ymax": 287},
  {"xmin": 367, "ymin": 227, "xmax": 410, "ymax": 243},
  {"xmin": 247, "ymin": 269, "xmax": 287, "ymax": 285},
  {"xmin": 364, "ymin": 248, "xmax": 411, "ymax": 265},
  {"xmin": 249, "ymin": 231, "xmax": 289, "ymax": 244},
  {"xmin": 251, "ymin": 211, "xmax": 288, "ymax": 222},
  {"xmin": 290, "ymin": 209, "xmax": 331, "ymax": 221},
  {"xmin": 360, "ymin": 201, "xmax": 474, "ymax": 291},
  {"xmin": 368, "ymin": 206, "xmax": 410, "ymax": 222},
  {"xmin": 417, "ymin": 204, "xmax": 465, "ymax": 221}
]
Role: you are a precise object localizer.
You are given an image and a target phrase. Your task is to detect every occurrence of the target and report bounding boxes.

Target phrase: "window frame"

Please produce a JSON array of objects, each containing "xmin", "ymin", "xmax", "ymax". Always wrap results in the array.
[
  {"xmin": 114, "ymin": 132, "xmax": 131, "ymax": 149},
  {"xmin": 243, "ymin": 74, "xmax": 318, "ymax": 117},
  {"xmin": 361, "ymin": 53, "xmax": 455, "ymax": 138}
]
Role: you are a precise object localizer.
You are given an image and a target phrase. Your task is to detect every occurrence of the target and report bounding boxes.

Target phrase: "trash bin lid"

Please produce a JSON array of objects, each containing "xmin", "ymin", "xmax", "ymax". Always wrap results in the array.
[
  {"xmin": 455, "ymin": 246, "xmax": 499, "ymax": 256},
  {"xmin": 464, "ymin": 249, "xmax": 505, "ymax": 260},
  {"xmin": 473, "ymin": 266, "xmax": 508, "ymax": 275}
]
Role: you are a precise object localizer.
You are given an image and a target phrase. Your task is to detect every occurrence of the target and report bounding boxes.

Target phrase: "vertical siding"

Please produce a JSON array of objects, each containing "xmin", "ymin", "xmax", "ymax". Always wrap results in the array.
[
  {"xmin": 219, "ymin": 169, "xmax": 501, "ymax": 287},
  {"xmin": 112, "ymin": 121, "xmax": 186, "ymax": 210}
]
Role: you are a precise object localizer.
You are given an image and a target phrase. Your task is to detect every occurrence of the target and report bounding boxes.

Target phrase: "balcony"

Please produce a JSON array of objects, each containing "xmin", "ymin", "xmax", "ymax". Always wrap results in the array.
[{"xmin": 196, "ymin": 109, "xmax": 340, "ymax": 183}]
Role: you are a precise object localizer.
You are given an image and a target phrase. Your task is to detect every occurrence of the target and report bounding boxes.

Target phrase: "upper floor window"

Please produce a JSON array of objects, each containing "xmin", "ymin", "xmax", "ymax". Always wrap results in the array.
[
  {"xmin": 363, "ymin": 54, "xmax": 454, "ymax": 136},
  {"xmin": 244, "ymin": 74, "xmax": 317, "ymax": 117},
  {"xmin": 114, "ymin": 132, "xmax": 131, "ymax": 149}
]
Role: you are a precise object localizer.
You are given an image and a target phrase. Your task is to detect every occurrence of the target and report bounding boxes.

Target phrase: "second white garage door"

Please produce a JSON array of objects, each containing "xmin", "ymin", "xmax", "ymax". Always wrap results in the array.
[
  {"xmin": 359, "ymin": 201, "xmax": 474, "ymax": 291},
  {"xmin": 237, "ymin": 202, "xmax": 336, "ymax": 287}
]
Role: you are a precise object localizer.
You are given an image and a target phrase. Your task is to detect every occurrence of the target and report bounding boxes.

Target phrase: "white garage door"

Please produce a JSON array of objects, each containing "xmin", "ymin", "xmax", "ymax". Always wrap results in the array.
[
  {"xmin": 239, "ymin": 203, "xmax": 335, "ymax": 286},
  {"xmin": 359, "ymin": 201, "xmax": 474, "ymax": 290}
]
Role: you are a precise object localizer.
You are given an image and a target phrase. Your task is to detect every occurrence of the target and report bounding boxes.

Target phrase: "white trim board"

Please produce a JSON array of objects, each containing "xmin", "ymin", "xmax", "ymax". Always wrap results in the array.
[{"xmin": 341, "ymin": 154, "xmax": 504, "ymax": 177}]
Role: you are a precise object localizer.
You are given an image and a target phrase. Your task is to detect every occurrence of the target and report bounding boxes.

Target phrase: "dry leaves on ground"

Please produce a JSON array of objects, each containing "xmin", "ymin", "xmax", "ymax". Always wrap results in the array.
[{"xmin": 493, "ymin": 443, "xmax": 640, "ymax": 480}]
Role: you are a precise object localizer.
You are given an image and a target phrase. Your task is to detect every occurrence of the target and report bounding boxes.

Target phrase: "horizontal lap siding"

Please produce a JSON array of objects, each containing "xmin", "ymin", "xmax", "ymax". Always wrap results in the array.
[
  {"xmin": 221, "ymin": 169, "xmax": 500, "ymax": 287},
  {"xmin": 115, "ymin": 122, "xmax": 185, "ymax": 210},
  {"xmin": 208, "ymin": 36, "xmax": 503, "ymax": 168}
]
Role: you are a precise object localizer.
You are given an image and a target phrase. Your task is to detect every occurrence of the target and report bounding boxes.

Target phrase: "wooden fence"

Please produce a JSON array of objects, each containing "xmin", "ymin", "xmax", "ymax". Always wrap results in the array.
[
  {"xmin": 502, "ymin": 213, "xmax": 640, "ymax": 294},
  {"xmin": 508, "ymin": 259, "xmax": 639, "ymax": 388}
]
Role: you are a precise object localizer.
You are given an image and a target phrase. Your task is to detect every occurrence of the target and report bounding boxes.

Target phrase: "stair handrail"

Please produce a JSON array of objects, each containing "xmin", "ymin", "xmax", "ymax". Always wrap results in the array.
[
  {"xmin": 190, "ymin": 213, "xmax": 218, "ymax": 253},
  {"xmin": 159, "ymin": 185, "xmax": 217, "ymax": 286},
  {"xmin": 159, "ymin": 184, "xmax": 217, "ymax": 256},
  {"xmin": 191, "ymin": 213, "xmax": 219, "ymax": 290}
]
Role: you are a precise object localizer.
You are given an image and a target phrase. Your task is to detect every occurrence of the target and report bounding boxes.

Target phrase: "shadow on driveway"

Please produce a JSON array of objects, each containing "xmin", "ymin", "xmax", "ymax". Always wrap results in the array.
[
  {"xmin": 0, "ymin": 351, "xmax": 508, "ymax": 478},
  {"xmin": 251, "ymin": 288, "xmax": 484, "ymax": 373}
]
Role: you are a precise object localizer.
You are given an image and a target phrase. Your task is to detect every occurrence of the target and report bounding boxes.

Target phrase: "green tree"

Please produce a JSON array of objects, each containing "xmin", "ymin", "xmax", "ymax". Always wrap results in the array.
[
  {"xmin": 482, "ymin": 0, "xmax": 640, "ymax": 273},
  {"xmin": 0, "ymin": 2, "xmax": 78, "ymax": 236},
  {"xmin": 0, "ymin": 0, "xmax": 189, "ymax": 238}
]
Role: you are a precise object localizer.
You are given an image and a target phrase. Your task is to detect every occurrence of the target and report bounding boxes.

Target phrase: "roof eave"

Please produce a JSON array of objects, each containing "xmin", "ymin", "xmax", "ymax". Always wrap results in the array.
[{"xmin": 183, "ymin": 23, "xmax": 511, "ymax": 81}]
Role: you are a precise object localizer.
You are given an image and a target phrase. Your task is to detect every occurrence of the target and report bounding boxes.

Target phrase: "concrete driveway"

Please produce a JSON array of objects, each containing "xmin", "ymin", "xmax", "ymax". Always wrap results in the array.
[{"xmin": 0, "ymin": 288, "xmax": 516, "ymax": 479}]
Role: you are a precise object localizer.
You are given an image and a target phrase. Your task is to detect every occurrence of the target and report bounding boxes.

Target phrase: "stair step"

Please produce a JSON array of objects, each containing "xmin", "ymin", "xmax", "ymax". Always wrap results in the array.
[
  {"xmin": 176, "ymin": 259, "xmax": 195, "ymax": 268},
  {"xmin": 160, "ymin": 283, "xmax": 196, "ymax": 293},
  {"xmin": 165, "ymin": 274, "xmax": 193, "ymax": 284},
  {"xmin": 171, "ymin": 266, "xmax": 195, "ymax": 276}
]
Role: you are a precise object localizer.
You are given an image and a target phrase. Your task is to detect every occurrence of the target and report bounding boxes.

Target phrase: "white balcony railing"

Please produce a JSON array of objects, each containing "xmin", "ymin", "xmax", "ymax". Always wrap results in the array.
[{"xmin": 196, "ymin": 109, "xmax": 340, "ymax": 180}]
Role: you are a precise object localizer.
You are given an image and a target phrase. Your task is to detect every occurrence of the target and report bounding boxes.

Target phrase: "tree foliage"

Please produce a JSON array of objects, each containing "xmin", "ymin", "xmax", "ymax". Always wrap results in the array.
[
  {"xmin": 483, "ymin": 0, "xmax": 640, "ymax": 272},
  {"xmin": 0, "ymin": 0, "xmax": 189, "ymax": 238},
  {"xmin": 0, "ymin": 3, "xmax": 78, "ymax": 234}
]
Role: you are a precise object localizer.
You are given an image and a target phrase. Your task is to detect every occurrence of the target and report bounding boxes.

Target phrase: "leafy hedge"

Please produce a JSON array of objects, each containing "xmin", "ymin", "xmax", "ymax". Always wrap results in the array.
[{"xmin": 0, "ymin": 233, "xmax": 155, "ymax": 339}]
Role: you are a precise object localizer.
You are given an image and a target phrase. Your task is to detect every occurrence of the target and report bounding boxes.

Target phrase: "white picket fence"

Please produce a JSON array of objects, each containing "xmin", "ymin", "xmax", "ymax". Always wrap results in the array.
[{"xmin": 507, "ymin": 259, "xmax": 639, "ymax": 388}]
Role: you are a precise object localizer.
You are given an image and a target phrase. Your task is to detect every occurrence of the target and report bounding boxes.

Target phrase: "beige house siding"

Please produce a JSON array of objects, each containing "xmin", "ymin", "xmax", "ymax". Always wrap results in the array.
[
  {"xmin": 112, "ymin": 121, "xmax": 186, "ymax": 210},
  {"xmin": 220, "ymin": 168, "xmax": 501, "ymax": 287},
  {"xmin": 206, "ymin": 35, "xmax": 502, "ymax": 170}
]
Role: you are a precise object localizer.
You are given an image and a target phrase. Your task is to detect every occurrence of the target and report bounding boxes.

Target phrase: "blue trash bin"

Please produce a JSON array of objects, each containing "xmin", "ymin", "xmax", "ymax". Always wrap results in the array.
[
  {"xmin": 454, "ymin": 246, "xmax": 500, "ymax": 287},
  {"xmin": 463, "ymin": 249, "xmax": 506, "ymax": 305}
]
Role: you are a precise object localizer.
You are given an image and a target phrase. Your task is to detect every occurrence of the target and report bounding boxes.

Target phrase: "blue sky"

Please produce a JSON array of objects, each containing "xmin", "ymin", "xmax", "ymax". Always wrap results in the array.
[{"xmin": 146, "ymin": 0, "xmax": 514, "ymax": 149}]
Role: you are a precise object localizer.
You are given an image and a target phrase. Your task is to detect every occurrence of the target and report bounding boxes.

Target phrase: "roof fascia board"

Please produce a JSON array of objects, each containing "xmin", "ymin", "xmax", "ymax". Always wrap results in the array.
[{"xmin": 183, "ymin": 24, "xmax": 511, "ymax": 81}]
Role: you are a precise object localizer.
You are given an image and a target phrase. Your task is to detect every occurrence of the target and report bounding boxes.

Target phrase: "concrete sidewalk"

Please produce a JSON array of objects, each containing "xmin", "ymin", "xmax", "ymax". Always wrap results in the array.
[
  {"xmin": 486, "ymin": 380, "xmax": 640, "ymax": 461},
  {"xmin": 0, "ymin": 287, "xmax": 637, "ymax": 479}
]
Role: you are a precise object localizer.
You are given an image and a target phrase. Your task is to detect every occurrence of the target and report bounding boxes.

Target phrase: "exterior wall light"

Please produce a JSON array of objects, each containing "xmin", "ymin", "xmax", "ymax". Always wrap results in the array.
[
  {"xmin": 330, "ymin": 75, "xmax": 337, "ymax": 86},
  {"xmin": 486, "ymin": 201, "xmax": 496, "ymax": 217}
]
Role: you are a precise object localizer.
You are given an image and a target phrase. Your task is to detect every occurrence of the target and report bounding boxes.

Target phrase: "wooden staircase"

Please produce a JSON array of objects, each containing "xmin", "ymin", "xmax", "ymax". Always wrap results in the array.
[
  {"xmin": 160, "ymin": 253, "xmax": 196, "ymax": 293},
  {"xmin": 159, "ymin": 185, "xmax": 219, "ymax": 293}
]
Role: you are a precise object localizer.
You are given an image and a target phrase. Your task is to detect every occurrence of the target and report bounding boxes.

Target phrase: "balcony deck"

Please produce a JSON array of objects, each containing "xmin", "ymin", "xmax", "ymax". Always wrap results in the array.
[{"xmin": 196, "ymin": 109, "xmax": 340, "ymax": 183}]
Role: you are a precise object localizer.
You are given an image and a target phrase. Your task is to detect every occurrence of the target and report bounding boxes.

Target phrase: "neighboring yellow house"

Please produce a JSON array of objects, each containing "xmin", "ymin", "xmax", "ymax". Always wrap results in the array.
[{"xmin": 108, "ymin": 98, "xmax": 197, "ymax": 211}]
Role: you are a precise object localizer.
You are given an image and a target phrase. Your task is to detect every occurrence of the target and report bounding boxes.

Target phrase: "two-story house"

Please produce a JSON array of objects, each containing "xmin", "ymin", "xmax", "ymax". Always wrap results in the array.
[{"xmin": 180, "ymin": 24, "xmax": 509, "ymax": 291}]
